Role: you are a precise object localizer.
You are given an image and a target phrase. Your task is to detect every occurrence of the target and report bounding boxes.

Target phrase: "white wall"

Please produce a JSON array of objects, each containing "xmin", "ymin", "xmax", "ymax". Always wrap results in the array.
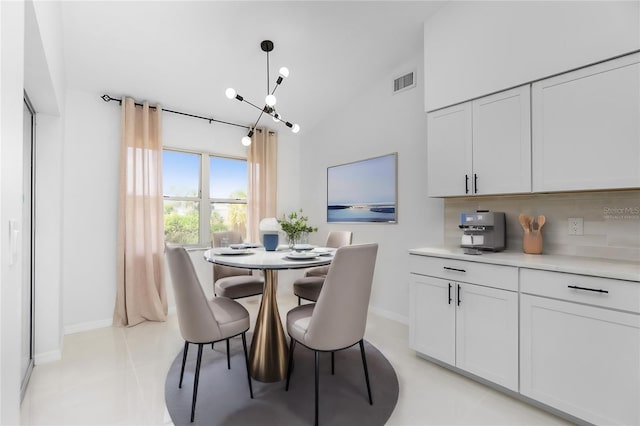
[
  {"xmin": 424, "ymin": 1, "xmax": 640, "ymax": 111},
  {"xmin": 299, "ymin": 52, "xmax": 444, "ymax": 323},
  {"xmin": 62, "ymin": 89, "xmax": 119, "ymax": 332},
  {"xmin": 34, "ymin": 114, "xmax": 65, "ymax": 362},
  {"xmin": 62, "ymin": 89, "xmax": 303, "ymax": 331},
  {"xmin": 0, "ymin": 1, "xmax": 26, "ymax": 422}
]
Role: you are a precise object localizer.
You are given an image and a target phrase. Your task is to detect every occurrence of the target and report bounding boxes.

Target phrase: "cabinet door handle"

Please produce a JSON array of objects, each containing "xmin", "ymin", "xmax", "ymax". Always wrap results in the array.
[
  {"xmin": 457, "ymin": 284, "xmax": 462, "ymax": 306},
  {"xmin": 448, "ymin": 283, "xmax": 452, "ymax": 305},
  {"xmin": 567, "ymin": 285, "xmax": 609, "ymax": 294},
  {"xmin": 465, "ymin": 174, "xmax": 469, "ymax": 194},
  {"xmin": 474, "ymin": 173, "xmax": 478, "ymax": 194},
  {"xmin": 444, "ymin": 266, "xmax": 466, "ymax": 273}
]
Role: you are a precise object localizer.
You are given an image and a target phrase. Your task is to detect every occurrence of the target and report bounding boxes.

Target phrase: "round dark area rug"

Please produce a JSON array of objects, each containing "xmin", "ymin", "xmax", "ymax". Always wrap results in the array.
[{"xmin": 165, "ymin": 334, "xmax": 399, "ymax": 425}]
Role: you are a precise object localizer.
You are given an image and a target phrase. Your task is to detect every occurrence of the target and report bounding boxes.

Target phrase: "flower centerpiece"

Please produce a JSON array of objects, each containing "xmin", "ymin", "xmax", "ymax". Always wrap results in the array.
[{"xmin": 280, "ymin": 209, "xmax": 318, "ymax": 248}]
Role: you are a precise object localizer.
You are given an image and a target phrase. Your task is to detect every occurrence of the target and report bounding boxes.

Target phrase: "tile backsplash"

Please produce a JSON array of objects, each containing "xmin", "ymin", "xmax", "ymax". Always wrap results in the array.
[{"xmin": 444, "ymin": 190, "xmax": 640, "ymax": 262}]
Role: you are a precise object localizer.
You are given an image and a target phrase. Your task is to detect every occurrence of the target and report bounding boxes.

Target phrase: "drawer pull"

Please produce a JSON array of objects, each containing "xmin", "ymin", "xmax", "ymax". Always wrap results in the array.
[
  {"xmin": 444, "ymin": 267, "xmax": 466, "ymax": 273},
  {"xmin": 567, "ymin": 285, "xmax": 609, "ymax": 294},
  {"xmin": 457, "ymin": 284, "xmax": 462, "ymax": 306},
  {"xmin": 448, "ymin": 283, "xmax": 452, "ymax": 305}
]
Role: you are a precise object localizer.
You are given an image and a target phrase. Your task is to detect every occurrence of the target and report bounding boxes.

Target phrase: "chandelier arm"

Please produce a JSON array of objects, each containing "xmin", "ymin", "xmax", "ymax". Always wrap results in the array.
[
  {"xmin": 241, "ymin": 98, "xmax": 270, "ymax": 113},
  {"xmin": 250, "ymin": 111, "xmax": 266, "ymax": 134},
  {"xmin": 270, "ymin": 81, "xmax": 281, "ymax": 96}
]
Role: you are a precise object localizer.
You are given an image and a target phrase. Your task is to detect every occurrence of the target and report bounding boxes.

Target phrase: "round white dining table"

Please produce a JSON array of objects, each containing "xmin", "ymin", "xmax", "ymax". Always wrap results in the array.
[{"xmin": 203, "ymin": 248, "xmax": 333, "ymax": 382}]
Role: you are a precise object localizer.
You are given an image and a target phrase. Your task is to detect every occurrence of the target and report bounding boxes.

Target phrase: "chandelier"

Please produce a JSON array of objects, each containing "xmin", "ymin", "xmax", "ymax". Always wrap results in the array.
[{"xmin": 225, "ymin": 40, "xmax": 300, "ymax": 146}]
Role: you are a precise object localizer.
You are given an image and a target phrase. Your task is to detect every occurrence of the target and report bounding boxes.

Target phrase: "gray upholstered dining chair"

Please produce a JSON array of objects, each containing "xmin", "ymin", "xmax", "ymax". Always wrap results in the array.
[
  {"xmin": 285, "ymin": 243, "xmax": 378, "ymax": 426},
  {"xmin": 293, "ymin": 230, "xmax": 352, "ymax": 305},
  {"xmin": 212, "ymin": 231, "xmax": 264, "ymax": 299},
  {"xmin": 165, "ymin": 244, "xmax": 253, "ymax": 423}
]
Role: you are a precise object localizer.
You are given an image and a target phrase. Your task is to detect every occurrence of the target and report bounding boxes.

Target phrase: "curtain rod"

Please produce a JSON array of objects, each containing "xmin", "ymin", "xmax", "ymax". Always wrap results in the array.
[{"xmin": 101, "ymin": 94, "xmax": 250, "ymax": 130}]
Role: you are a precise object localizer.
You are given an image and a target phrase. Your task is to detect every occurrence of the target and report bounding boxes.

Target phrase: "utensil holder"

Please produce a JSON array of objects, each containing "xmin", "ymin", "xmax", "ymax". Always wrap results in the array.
[{"xmin": 523, "ymin": 232, "xmax": 543, "ymax": 254}]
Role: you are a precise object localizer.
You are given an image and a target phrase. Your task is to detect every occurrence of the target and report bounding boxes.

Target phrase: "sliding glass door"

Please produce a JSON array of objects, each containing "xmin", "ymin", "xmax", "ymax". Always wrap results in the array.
[{"xmin": 21, "ymin": 93, "xmax": 35, "ymax": 399}]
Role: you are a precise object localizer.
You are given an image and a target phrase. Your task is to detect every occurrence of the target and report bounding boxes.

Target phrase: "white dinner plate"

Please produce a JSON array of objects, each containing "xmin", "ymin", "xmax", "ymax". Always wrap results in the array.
[
  {"xmin": 292, "ymin": 244, "xmax": 314, "ymax": 251},
  {"xmin": 213, "ymin": 248, "xmax": 252, "ymax": 255},
  {"xmin": 285, "ymin": 252, "xmax": 319, "ymax": 260},
  {"xmin": 228, "ymin": 243, "xmax": 262, "ymax": 249},
  {"xmin": 312, "ymin": 247, "xmax": 334, "ymax": 256},
  {"xmin": 242, "ymin": 242, "xmax": 262, "ymax": 248}
]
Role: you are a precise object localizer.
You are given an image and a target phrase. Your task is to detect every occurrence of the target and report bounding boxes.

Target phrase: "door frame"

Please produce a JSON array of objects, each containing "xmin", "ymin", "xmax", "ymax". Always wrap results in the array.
[{"xmin": 20, "ymin": 91, "xmax": 36, "ymax": 401}]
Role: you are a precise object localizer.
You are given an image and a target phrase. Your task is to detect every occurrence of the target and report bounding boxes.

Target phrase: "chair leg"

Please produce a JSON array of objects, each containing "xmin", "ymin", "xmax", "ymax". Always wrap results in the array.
[
  {"xmin": 359, "ymin": 340, "xmax": 373, "ymax": 405},
  {"xmin": 331, "ymin": 351, "xmax": 335, "ymax": 375},
  {"xmin": 285, "ymin": 339, "xmax": 296, "ymax": 391},
  {"xmin": 315, "ymin": 351, "xmax": 320, "ymax": 426},
  {"xmin": 212, "ymin": 342, "xmax": 214, "ymax": 350},
  {"xmin": 179, "ymin": 341, "xmax": 189, "ymax": 389},
  {"xmin": 226, "ymin": 339, "xmax": 231, "ymax": 369},
  {"xmin": 298, "ymin": 296, "xmax": 301, "ymax": 306},
  {"xmin": 191, "ymin": 344, "xmax": 204, "ymax": 422},
  {"xmin": 241, "ymin": 332, "xmax": 253, "ymax": 399}
]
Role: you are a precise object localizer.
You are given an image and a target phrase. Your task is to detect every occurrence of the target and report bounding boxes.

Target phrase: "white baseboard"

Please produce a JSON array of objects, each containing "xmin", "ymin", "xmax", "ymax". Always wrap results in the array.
[
  {"xmin": 34, "ymin": 349, "xmax": 62, "ymax": 364},
  {"xmin": 64, "ymin": 309, "xmax": 178, "ymax": 334},
  {"xmin": 64, "ymin": 318, "xmax": 112, "ymax": 335},
  {"xmin": 369, "ymin": 306, "xmax": 409, "ymax": 325}
]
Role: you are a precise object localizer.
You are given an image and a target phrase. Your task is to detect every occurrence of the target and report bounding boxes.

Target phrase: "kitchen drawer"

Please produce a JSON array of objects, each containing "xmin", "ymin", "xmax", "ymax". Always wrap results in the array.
[
  {"xmin": 520, "ymin": 268, "xmax": 640, "ymax": 314},
  {"xmin": 409, "ymin": 255, "xmax": 517, "ymax": 292}
]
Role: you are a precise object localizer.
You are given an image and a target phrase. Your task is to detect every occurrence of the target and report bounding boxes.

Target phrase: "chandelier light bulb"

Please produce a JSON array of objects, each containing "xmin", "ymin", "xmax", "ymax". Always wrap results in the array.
[
  {"xmin": 272, "ymin": 113, "xmax": 280, "ymax": 122},
  {"xmin": 265, "ymin": 94, "xmax": 277, "ymax": 107},
  {"xmin": 291, "ymin": 123, "xmax": 300, "ymax": 133},
  {"xmin": 241, "ymin": 136, "xmax": 252, "ymax": 146},
  {"xmin": 225, "ymin": 88, "xmax": 236, "ymax": 99},
  {"xmin": 279, "ymin": 67, "xmax": 290, "ymax": 78}
]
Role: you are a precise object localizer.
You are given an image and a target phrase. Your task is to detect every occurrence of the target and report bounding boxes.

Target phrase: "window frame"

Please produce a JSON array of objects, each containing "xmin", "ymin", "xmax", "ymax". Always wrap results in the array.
[{"xmin": 163, "ymin": 147, "xmax": 248, "ymax": 246}]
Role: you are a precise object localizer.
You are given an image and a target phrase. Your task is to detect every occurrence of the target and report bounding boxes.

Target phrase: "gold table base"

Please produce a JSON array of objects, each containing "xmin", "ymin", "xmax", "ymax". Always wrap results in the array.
[{"xmin": 249, "ymin": 269, "xmax": 289, "ymax": 382}]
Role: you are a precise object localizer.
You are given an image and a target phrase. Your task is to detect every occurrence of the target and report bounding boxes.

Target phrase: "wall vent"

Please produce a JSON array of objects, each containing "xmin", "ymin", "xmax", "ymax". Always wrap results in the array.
[{"xmin": 393, "ymin": 71, "xmax": 416, "ymax": 94}]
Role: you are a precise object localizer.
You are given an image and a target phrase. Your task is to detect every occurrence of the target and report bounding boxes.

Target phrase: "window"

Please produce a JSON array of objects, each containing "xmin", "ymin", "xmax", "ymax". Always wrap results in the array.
[
  {"xmin": 209, "ymin": 156, "xmax": 248, "ymax": 240},
  {"xmin": 163, "ymin": 149, "xmax": 248, "ymax": 245}
]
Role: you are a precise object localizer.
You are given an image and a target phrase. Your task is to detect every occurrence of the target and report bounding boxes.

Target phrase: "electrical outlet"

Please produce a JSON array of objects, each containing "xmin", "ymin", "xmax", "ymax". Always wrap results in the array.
[{"xmin": 568, "ymin": 218, "xmax": 584, "ymax": 236}]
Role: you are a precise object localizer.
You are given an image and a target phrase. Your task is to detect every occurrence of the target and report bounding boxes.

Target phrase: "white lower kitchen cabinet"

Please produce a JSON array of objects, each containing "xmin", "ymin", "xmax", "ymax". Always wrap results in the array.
[
  {"xmin": 409, "ymin": 261, "xmax": 519, "ymax": 391},
  {"xmin": 409, "ymin": 249, "xmax": 640, "ymax": 425},
  {"xmin": 409, "ymin": 275, "xmax": 455, "ymax": 365},
  {"xmin": 456, "ymin": 283, "xmax": 518, "ymax": 391},
  {"xmin": 520, "ymin": 294, "xmax": 640, "ymax": 425}
]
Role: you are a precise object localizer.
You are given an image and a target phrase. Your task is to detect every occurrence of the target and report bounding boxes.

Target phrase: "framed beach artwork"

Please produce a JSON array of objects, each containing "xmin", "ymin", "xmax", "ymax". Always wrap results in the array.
[{"xmin": 327, "ymin": 153, "xmax": 397, "ymax": 223}]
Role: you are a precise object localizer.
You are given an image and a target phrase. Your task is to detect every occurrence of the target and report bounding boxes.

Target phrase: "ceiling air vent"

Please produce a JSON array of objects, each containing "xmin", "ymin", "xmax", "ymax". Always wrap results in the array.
[{"xmin": 393, "ymin": 71, "xmax": 416, "ymax": 94}]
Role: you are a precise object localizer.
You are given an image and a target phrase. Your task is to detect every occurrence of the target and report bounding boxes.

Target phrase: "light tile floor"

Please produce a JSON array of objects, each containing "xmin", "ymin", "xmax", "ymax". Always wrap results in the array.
[{"xmin": 20, "ymin": 294, "xmax": 572, "ymax": 425}]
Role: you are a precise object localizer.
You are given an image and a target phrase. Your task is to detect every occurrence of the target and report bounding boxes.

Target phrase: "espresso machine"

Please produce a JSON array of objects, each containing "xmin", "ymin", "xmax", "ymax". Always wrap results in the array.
[{"xmin": 459, "ymin": 211, "xmax": 506, "ymax": 252}]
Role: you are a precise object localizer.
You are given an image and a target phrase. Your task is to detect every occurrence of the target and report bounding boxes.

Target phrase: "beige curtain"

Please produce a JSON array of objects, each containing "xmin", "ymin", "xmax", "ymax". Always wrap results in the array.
[
  {"xmin": 114, "ymin": 98, "xmax": 168, "ymax": 327},
  {"xmin": 247, "ymin": 128, "xmax": 278, "ymax": 242}
]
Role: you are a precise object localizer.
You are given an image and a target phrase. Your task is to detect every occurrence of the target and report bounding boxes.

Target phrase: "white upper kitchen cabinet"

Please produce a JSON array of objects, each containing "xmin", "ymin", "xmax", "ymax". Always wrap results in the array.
[
  {"xmin": 427, "ymin": 103, "xmax": 472, "ymax": 197},
  {"xmin": 472, "ymin": 86, "xmax": 531, "ymax": 195},
  {"xmin": 427, "ymin": 85, "xmax": 531, "ymax": 197},
  {"xmin": 532, "ymin": 53, "xmax": 640, "ymax": 192}
]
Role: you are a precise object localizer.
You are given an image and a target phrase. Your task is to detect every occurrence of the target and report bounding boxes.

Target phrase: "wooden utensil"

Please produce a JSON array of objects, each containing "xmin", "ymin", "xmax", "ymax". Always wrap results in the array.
[
  {"xmin": 518, "ymin": 213, "xmax": 530, "ymax": 233},
  {"xmin": 537, "ymin": 215, "xmax": 546, "ymax": 232}
]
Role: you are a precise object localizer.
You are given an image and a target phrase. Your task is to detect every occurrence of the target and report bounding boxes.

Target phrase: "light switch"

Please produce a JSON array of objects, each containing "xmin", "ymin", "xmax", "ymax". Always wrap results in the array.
[{"xmin": 9, "ymin": 220, "xmax": 19, "ymax": 266}]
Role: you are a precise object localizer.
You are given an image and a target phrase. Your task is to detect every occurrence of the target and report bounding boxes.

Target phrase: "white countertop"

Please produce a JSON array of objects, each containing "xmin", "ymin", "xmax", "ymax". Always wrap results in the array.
[{"xmin": 409, "ymin": 247, "xmax": 640, "ymax": 282}]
